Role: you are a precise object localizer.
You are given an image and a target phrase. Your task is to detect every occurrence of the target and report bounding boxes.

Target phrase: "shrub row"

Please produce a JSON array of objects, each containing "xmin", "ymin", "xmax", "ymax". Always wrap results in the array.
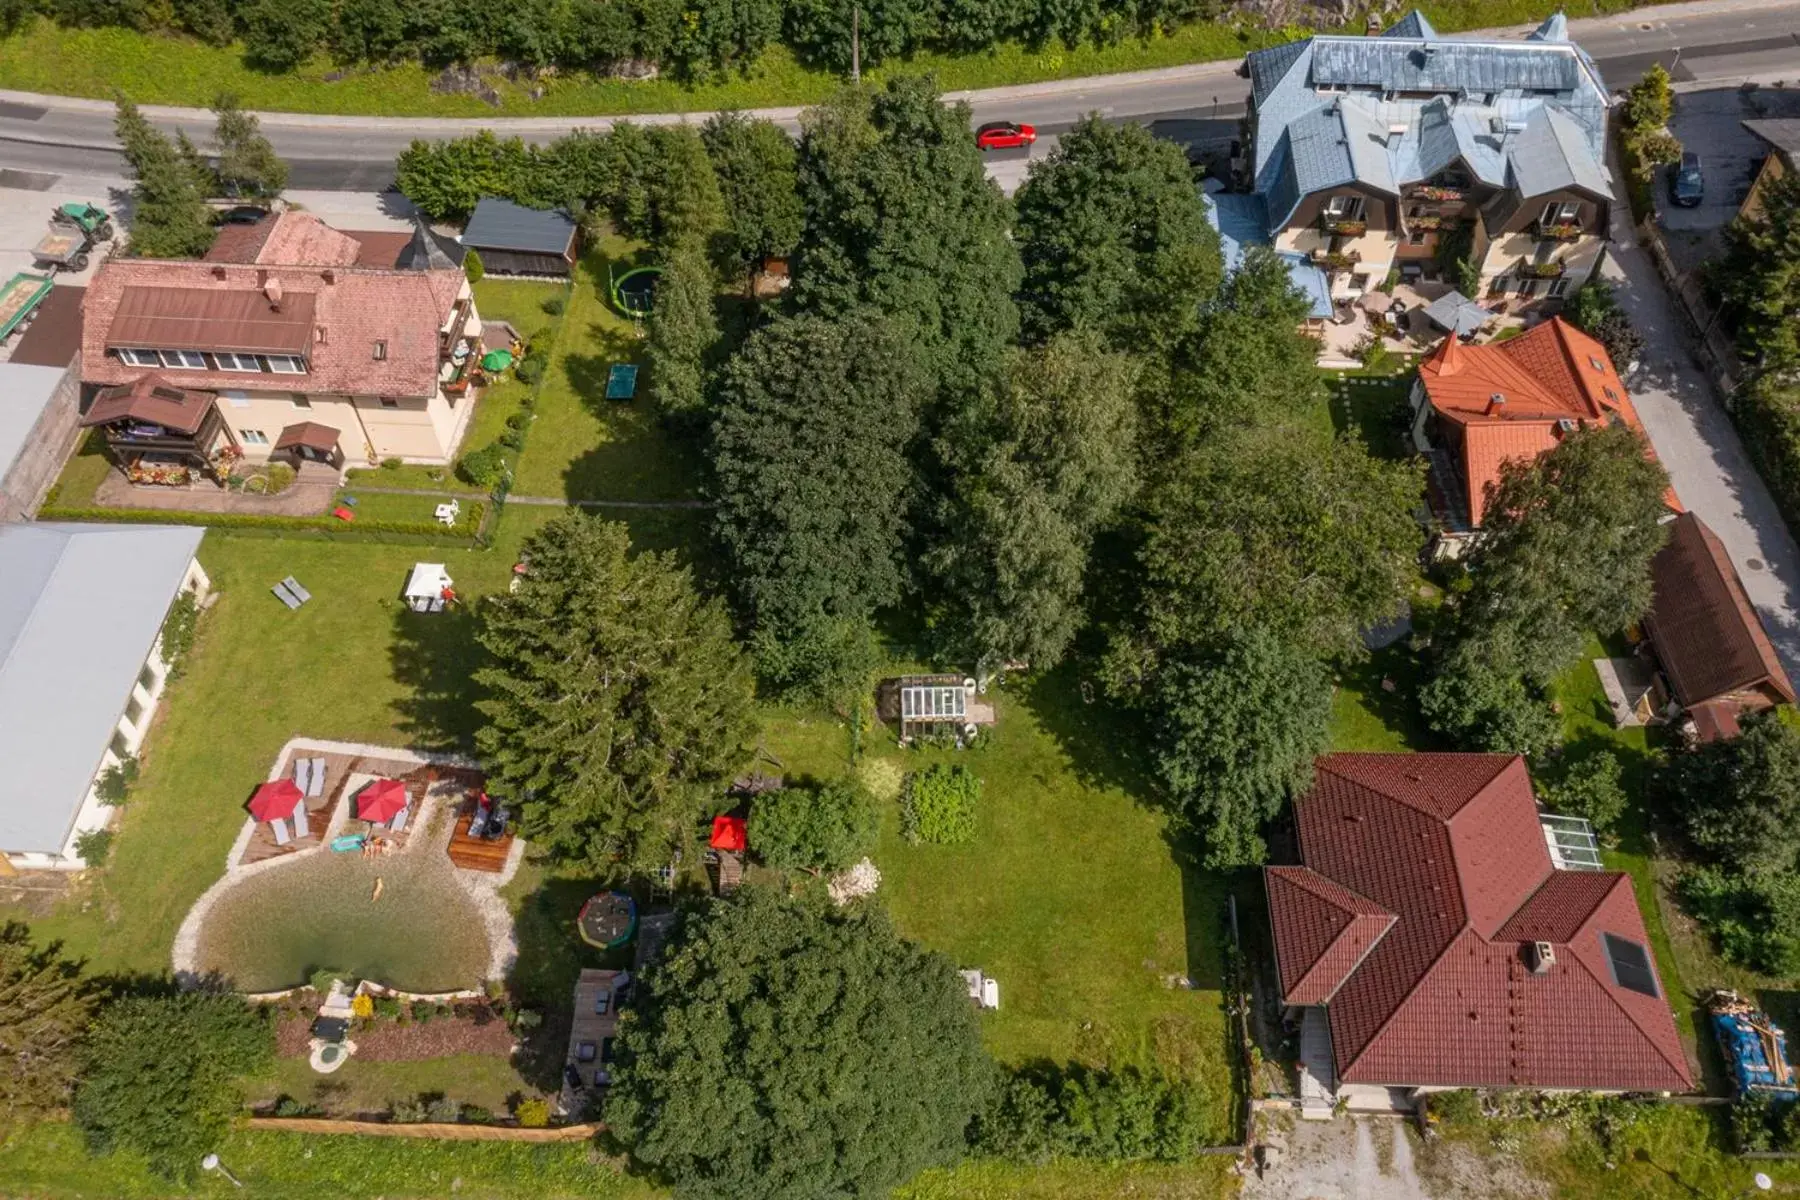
[
  {"xmin": 974, "ymin": 1065, "xmax": 1216, "ymax": 1164},
  {"xmin": 37, "ymin": 501, "xmax": 487, "ymax": 544},
  {"xmin": 1729, "ymin": 377, "xmax": 1800, "ymax": 539}
]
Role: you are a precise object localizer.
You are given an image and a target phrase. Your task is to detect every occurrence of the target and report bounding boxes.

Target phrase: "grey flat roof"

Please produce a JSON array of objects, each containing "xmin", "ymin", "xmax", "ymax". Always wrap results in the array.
[
  {"xmin": 461, "ymin": 198, "xmax": 577, "ymax": 256},
  {"xmin": 0, "ymin": 523, "xmax": 204, "ymax": 854},
  {"xmin": 0, "ymin": 362, "xmax": 67, "ymax": 483}
]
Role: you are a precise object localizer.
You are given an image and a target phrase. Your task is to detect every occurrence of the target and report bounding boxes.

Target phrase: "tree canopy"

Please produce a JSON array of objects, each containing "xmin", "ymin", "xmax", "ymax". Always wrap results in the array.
[
  {"xmin": 115, "ymin": 99, "xmax": 216, "ymax": 260},
  {"xmin": 701, "ymin": 112, "xmax": 805, "ymax": 281},
  {"xmin": 1151, "ymin": 627, "xmax": 1333, "ymax": 867},
  {"xmin": 646, "ymin": 238, "xmax": 722, "ymax": 421},
  {"xmin": 0, "ymin": 923, "xmax": 97, "ymax": 1121},
  {"xmin": 211, "ymin": 93, "xmax": 288, "ymax": 200},
  {"xmin": 749, "ymin": 779, "xmax": 878, "ymax": 872},
  {"xmin": 926, "ymin": 329, "xmax": 1139, "ymax": 673},
  {"xmin": 793, "ymin": 77, "xmax": 1021, "ymax": 402},
  {"xmin": 608, "ymin": 887, "xmax": 990, "ymax": 1200},
  {"xmin": 711, "ymin": 312, "xmax": 926, "ymax": 701},
  {"xmin": 1422, "ymin": 423, "xmax": 1670, "ymax": 751},
  {"xmin": 1722, "ymin": 168, "xmax": 1800, "ymax": 369},
  {"xmin": 474, "ymin": 512, "xmax": 755, "ymax": 873},
  {"xmin": 73, "ymin": 993, "xmax": 272, "ymax": 1181},
  {"xmin": 1013, "ymin": 114, "xmax": 1222, "ymax": 354}
]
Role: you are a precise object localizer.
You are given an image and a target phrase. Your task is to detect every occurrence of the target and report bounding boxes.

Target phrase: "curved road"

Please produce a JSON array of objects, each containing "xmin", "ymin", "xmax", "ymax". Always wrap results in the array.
[{"xmin": 2, "ymin": 0, "xmax": 1800, "ymax": 189}]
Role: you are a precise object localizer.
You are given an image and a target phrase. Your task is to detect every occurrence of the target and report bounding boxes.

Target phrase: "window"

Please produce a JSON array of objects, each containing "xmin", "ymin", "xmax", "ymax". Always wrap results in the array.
[
  {"xmin": 1588, "ymin": 356, "xmax": 1607, "ymax": 373},
  {"xmin": 214, "ymin": 351, "xmax": 262, "ymax": 372},
  {"xmin": 1603, "ymin": 386, "xmax": 1619, "ymax": 402},
  {"xmin": 1409, "ymin": 227, "xmax": 1427, "ymax": 245},
  {"xmin": 372, "ymin": 340, "xmax": 388, "ymax": 361},
  {"xmin": 138, "ymin": 665, "xmax": 157, "ymax": 692},
  {"xmin": 239, "ymin": 429, "xmax": 270, "ymax": 446},
  {"xmin": 119, "ymin": 348, "xmax": 160, "ymax": 368},
  {"xmin": 159, "ymin": 349, "xmax": 207, "ymax": 370},
  {"xmin": 1601, "ymin": 933, "xmax": 1659, "ymax": 997},
  {"xmin": 379, "ymin": 396, "xmax": 399, "ymax": 409},
  {"xmin": 265, "ymin": 355, "xmax": 305, "ymax": 375},
  {"xmin": 1539, "ymin": 200, "xmax": 1580, "ymax": 225},
  {"xmin": 1323, "ymin": 195, "xmax": 1365, "ymax": 220},
  {"xmin": 124, "ymin": 697, "xmax": 145, "ymax": 727},
  {"xmin": 1548, "ymin": 278, "xmax": 1570, "ymax": 299},
  {"xmin": 292, "ymin": 394, "xmax": 311, "ymax": 409}
]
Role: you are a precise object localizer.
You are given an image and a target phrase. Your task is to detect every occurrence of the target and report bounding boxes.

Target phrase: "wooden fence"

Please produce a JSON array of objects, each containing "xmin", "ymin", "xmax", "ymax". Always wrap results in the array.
[{"xmin": 245, "ymin": 1117, "xmax": 601, "ymax": 1142}]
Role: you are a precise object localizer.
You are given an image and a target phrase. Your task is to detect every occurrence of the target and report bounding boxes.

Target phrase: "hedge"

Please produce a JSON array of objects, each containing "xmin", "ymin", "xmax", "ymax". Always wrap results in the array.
[
  {"xmin": 36, "ymin": 501, "xmax": 489, "ymax": 546},
  {"xmin": 1731, "ymin": 377, "xmax": 1800, "ymax": 538}
]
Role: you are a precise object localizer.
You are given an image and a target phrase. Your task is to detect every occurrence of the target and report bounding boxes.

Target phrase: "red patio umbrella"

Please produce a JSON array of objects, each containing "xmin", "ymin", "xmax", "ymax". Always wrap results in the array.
[
  {"xmin": 357, "ymin": 779, "xmax": 408, "ymax": 824},
  {"xmin": 710, "ymin": 815, "xmax": 748, "ymax": 853},
  {"xmin": 248, "ymin": 780, "xmax": 303, "ymax": 821}
]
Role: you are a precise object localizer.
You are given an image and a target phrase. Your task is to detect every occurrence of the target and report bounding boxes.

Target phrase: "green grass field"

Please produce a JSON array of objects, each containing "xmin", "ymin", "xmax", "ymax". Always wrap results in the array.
[
  {"xmin": 0, "ymin": 0, "xmax": 1671, "ymax": 117},
  {"xmin": 509, "ymin": 244, "xmax": 704, "ymax": 503}
]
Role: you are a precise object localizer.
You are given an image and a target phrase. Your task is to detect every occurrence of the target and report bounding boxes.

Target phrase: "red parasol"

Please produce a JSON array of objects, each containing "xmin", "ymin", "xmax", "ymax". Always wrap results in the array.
[
  {"xmin": 357, "ymin": 778, "xmax": 408, "ymax": 823},
  {"xmin": 710, "ymin": 815, "xmax": 748, "ymax": 852},
  {"xmin": 248, "ymin": 779, "xmax": 303, "ymax": 821}
]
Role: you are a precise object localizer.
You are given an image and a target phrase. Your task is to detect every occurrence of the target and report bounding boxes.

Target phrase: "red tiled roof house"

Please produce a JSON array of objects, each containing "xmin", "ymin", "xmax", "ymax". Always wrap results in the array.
[
  {"xmin": 1408, "ymin": 317, "xmax": 1675, "ymax": 541},
  {"xmin": 80, "ymin": 213, "xmax": 484, "ymax": 480},
  {"xmin": 1268, "ymin": 753, "xmax": 1691, "ymax": 1110}
]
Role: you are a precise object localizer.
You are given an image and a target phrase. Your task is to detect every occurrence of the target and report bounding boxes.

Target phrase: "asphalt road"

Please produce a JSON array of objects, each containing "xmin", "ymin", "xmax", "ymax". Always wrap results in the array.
[{"xmin": 1, "ymin": 0, "xmax": 1799, "ymax": 190}]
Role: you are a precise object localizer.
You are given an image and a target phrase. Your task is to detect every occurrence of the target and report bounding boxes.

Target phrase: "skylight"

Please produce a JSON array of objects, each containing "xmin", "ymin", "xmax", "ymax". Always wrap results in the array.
[{"xmin": 1602, "ymin": 932, "xmax": 1659, "ymax": 998}]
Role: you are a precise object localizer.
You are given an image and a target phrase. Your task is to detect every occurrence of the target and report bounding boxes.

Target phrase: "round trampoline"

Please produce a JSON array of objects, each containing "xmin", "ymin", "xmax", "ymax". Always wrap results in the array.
[
  {"xmin": 611, "ymin": 267, "xmax": 661, "ymax": 318},
  {"xmin": 578, "ymin": 891, "xmax": 638, "ymax": 949}
]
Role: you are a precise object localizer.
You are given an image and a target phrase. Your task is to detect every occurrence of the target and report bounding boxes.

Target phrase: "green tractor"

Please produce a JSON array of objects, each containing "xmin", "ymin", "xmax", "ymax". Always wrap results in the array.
[{"xmin": 32, "ymin": 203, "xmax": 114, "ymax": 274}]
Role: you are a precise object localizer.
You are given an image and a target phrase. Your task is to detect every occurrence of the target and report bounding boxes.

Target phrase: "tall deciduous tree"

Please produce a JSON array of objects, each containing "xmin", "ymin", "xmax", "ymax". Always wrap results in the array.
[
  {"xmin": 211, "ymin": 93, "xmax": 287, "ymax": 200},
  {"xmin": 701, "ymin": 112, "xmax": 804, "ymax": 286},
  {"xmin": 1013, "ymin": 114, "xmax": 1223, "ymax": 354},
  {"xmin": 474, "ymin": 512, "xmax": 754, "ymax": 873},
  {"xmin": 1106, "ymin": 423, "xmax": 1424, "ymax": 693},
  {"xmin": 1152, "ymin": 627, "xmax": 1333, "ymax": 867},
  {"xmin": 115, "ymin": 100, "xmax": 216, "ymax": 260},
  {"xmin": 0, "ymin": 923, "xmax": 96, "ymax": 1120},
  {"xmin": 794, "ymin": 77, "xmax": 1020, "ymax": 402},
  {"xmin": 749, "ymin": 779, "xmax": 878, "ymax": 872},
  {"xmin": 646, "ymin": 238, "xmax": 721, "ymax": 421},
  {"xmin": 608, "ymin": 887, "xmax": 990, "ymax": 1200},
  {"xmin": 1422, "ymin": 423, "xmax": 1670, "ymax": 750},
  {"xmin": 73, "ymin": 993, "xmax": 272, "ymax": 1181},
  {"xmin": 1676, "ymin": 709, "xmax": 1800, "ymax": 878},
  {"xmin": 1722, "ymin": 168, "xmax": 1800, "ymax": 368},
  {"xmin": 711, "ymin": 312, "xmax": 926, "ymax": 701},
  {"xmin": 926, "ymin": 329, "xmax": 1139, "ymax": 673}
]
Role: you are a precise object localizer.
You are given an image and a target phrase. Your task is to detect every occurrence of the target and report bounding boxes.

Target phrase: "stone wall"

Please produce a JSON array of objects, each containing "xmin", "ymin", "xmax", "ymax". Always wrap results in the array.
[{"xmin": 0, "ymin": 358, "xmax": 81, "ymax": 523}]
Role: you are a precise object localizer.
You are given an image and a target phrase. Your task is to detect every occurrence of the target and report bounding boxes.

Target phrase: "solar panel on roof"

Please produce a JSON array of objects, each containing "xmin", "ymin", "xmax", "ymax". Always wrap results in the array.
[{"xmin": 1602, "ymin": 932, "xmax": 1658, "ymax": 997}]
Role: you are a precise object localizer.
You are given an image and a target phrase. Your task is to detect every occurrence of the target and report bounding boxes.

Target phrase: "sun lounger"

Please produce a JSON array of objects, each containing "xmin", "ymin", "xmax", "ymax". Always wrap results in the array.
[
  {"xmin": 390, "ymin": 805, "xmax": 408, "ymax": 833},
  {"xmin": 293, "ymin": 805, "xmax": 310, "ymax": 838},
  {"xmin": 283, "ymin": 576, "xmax": 312, "ymax": 604},
  {"xmin": 271, "ymin": 819, "xmax": 291, "ymax": 846},
  {"xmin": 272, "ymin": 580, "xmax": 302, "ymax": 609},
  {"xmin": 307, "ymin": 757, "xmax": 327, "ymax": 798},
  {"xmin": 294, "ymin": 757, "xmax": 312, "ymax": 792}
]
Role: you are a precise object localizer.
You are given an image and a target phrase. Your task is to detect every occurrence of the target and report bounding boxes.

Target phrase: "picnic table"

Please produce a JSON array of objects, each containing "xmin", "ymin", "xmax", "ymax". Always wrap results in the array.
[{"xmin": 605, "ymin": 363, "xmax": 639, "ymax": 402}]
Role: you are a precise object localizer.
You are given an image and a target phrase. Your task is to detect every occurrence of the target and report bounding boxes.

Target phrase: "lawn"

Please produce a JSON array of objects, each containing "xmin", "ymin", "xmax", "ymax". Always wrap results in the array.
[
  {"xmin": 194, "ymin": 849, "xmax": 492, "ymax": 992},
  {"xmin": 248, "ymin": 1053, "xmax": 533, "ymax": 1117},
  {"xmin": 763, "ymin": 670, "xmax": 1239, "ymax": 1135},
  {"xmin": 0, "ymin": 0, "xmax": 1676, "ymax": 117},
  {"xmin": 1327, "ymin": 375, "xmax": 1416, "ymax": 460},
  {"xmin": 43, "ymin": 430, "xmax": 114, "ymax": 508},
  {"xmin": 510, "ymin": 242, "xmax": 704, "ymax": 503}
]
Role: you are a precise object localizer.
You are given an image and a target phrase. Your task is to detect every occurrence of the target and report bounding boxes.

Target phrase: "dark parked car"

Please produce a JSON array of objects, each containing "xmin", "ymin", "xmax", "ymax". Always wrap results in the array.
[
  {"xmin": 1671, "ymin": 152, "xmax": 1704, "ymax": 207},
  {"xmin": 975, "ymin": 121, "xmax": 1037, "ymax": 151}
]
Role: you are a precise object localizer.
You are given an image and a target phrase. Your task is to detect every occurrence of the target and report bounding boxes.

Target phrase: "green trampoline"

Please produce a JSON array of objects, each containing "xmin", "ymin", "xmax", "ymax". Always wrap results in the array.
[{"xmin": 611, "ymin": 266, "xmax": 661, "ymax": 318}]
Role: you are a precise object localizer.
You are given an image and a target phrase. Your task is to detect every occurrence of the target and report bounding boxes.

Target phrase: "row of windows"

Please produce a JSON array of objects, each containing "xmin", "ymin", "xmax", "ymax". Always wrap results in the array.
[
  {"xmin": 1327, "ymin": 197, "xmax": 1583, "ymax": 228},
  {"xmin": 117, "ymin": 347, "xmax": 306, "ymax": 375}
]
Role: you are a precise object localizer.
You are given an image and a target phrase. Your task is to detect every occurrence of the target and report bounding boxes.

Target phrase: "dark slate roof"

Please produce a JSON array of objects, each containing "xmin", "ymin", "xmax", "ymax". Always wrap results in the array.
[
  {"xmin": 1644, "ymin": 512, "xmax": 1797, "ymax": 708},
  {"xmin": 461, "ymin": 198, "xmax": 577, "ymax": 256},
  {"xmin": 1745, "ymin": 119, "xmax": 1800, "ymax": 159},
  {"xmin": 1310, "ymin": 40, "xmax": 1580, "ymax": 93}
]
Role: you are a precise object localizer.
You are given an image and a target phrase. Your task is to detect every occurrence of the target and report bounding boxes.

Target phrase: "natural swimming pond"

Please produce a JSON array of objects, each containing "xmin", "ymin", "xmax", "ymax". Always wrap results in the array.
[{"xmin": 194, "ymin": 852, "xmax": 491, "ymax": 993}]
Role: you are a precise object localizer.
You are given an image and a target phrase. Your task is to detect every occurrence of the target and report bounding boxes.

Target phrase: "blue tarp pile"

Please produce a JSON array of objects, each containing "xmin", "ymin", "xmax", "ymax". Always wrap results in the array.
[{"xmin": 1712, "ymin": 1001, "xmax": 1799, "ymax": 1099}]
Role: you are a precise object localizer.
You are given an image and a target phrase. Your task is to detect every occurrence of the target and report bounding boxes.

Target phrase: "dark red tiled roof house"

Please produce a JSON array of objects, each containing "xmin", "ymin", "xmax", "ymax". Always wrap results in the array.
[{"xmin": 1268, "ymin": 753, "xmax": 1691, "ymax": 1114}]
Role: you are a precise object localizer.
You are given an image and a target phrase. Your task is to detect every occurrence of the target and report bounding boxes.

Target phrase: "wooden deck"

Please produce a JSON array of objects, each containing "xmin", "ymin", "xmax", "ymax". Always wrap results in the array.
[
  {"xmin": 242, "ymin": 753, "xmax": 471, "ymax": 866},
  {"xmin": 446, "ymin": 797, "xmax": 513, "ymax": 873}
]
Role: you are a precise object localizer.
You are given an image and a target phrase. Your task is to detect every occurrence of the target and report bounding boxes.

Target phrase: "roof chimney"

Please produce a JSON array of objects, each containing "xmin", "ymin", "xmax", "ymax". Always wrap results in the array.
[
  {"xmin": 315, "ymin": 324, "xmax": 328, "ymax": 346},
  {"xmin": 211, "ymin": 265, "xmax": 227, "ymax": 281},
  {"xmin": 1486, "ymin": 392, "xmax": 1507, "ymax": 414},
  {"xmin": 321, "ymin": 269, "xmax": 336, "ymax": 286},
  {"xmin": 265, "ymin": 277, "xmax": 283, "ymax": 310},
  {"xmin": 1529, "ymin": 941, "xmax": 1556, "ymax": 975}
]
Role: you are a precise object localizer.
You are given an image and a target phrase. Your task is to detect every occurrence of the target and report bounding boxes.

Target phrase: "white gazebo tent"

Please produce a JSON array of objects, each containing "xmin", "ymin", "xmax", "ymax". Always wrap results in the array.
[{"xmin": 404, "ymin": 563, "xmax": 454, "ymax": 613}]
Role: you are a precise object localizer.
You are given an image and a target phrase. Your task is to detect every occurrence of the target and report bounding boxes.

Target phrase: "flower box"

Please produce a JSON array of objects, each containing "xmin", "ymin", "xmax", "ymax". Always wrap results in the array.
[
  {"xmin": 1521, "ymin": 260, "xmax": 1567, "ymax": 279},
  {"xmin": 1321, "ymin": 218, "xmax": 1368, "ymax": 237},
  {"xmin": 1535, "ymin": 221, "xmax": 1583, "ymax": 242},
  {"xmin": 1416, "ymin": 186, "xmax": 1466, "ymax": 202},
  {"xmin": 1312, "ymin": 249, "xmax": 1363, "ymax": 272}
]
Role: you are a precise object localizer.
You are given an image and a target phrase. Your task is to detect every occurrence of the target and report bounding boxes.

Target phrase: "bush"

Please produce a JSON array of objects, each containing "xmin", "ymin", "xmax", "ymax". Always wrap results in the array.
[
  {"xmin": 750, "ymin": 779, "xmax": 879, "ymax": 872},
  {"xmin": 372, "ymin": 995, "xmax": 403, "ymax": 1020},
  {"xmin": 460, "ymin": 1103, "xmax": 493, "ymax": 1124},
  {"xmin": 900, "ymin": 764, "xmax": 980, "ymax": 846},
  {"xmin": 272, "ymin": 1094, "xmax": 320, "ymax": 1118},
  {"xmin": 542, "ymin": 294, "xmax": 566, "ymax": 316},
  {"xmin": 410, "ymin": 999, "xmax": 434, "ymax": 1023},
  {"xmin": 1678, "ymin": 864, "xmax": 1800, "ymax": 975},
  {"xmin": 975, "ymin": 1066, "xmax": 1211, "ymax": 1163},
  {"xmin": 511, "ymin": 1007, "xmax": 543, "ymax": 1032},
  {"xmin": 95, "ymin": 756, "xmax": 139, "ymax": 806},
  {"xmin": 351, "ymin": 993, "xmax": 374, "ymax": 1019},
  {"xmin": 1429, "ymin": 1088, "xmax": 1483, "ymax": 1125},
  {"xmin": 308, "ymin": 967, "xmax": 341, "ymax": 995},
  {"xmin": 425, "ymin": 1095, "xmax": 462, "ymax": 1123},
  {"xmin": 514, "ymin": 356, "xmax": 546, "ymax": 385},
  {"xmin": 1540, "ymin": 751, "xmax": 1627, "ymax": 833},
  {"xmin": 380, "ymin": 456, "xmax": 404, "ymax": 470},
  {"xmin": 514, "ymin": 1097, "xmax": 551, "ymax": 1127},
  {"xmin": 465, "ymin": 248, "xmax": 484, "ymax": 283},
  {"xmin": 159, "ymin": 590, "xmax": 200, "ymax": 677},
  {"xmin": 1355, "ymin": 333, "xmax": 1396, "ymax": 374},
  {"xmin": 856, "ymin": 757, "xmax": 904, "ymax": 803},
  {"xmin": 457, "ymin": 443, "xmax": 509, "ymax": 489},
  {"xmin": 74, "ymin": 827, "xmax": 114, "ymax": 866},
  {"xmin": 389, "ymin": 1096, "xmax": 428, "ymax": 1123},
  {"xmin": 1732, "ymin": 378, "xmax": 1800, "ymax": 535},
  {"xmin": 264, "ymin": 461, "xmax": 297, "ymax": 493}
]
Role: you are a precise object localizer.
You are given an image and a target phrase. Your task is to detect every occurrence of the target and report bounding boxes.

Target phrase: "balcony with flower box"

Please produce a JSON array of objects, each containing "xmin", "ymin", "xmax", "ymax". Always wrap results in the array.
[
  {"xmin": 1311, "ymin": 248, "xmax": 1363, "ymax": 273},
  {"xmin": 1533, "ymin": 220, "xmax": 1584, "ymax": 243},
  {"xmin": 1519, "ymin": 259, "xmax": 1568, "ymax": 279},
  {"xmin": 1320, "ymin": 217, "xmax": 1368, "ymax": 237}
]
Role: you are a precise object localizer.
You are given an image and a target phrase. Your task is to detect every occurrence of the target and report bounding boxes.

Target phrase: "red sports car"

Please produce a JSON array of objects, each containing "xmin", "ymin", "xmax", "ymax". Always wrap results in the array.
[{"xmin": 975, "ymin": 121, "xmax": 1037, "ymax": 151}]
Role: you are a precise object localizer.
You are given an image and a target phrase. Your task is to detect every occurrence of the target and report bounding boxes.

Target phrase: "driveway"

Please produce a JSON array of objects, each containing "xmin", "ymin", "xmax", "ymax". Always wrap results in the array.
[
  {"xmin": 1658, "ymin": 84, "xmax": 1800, "ymax": 274},
  {"xmin": 1244, "ymin": 1115, "xmax": 1548, "ymax": 1200},
  {"xmin": 1600, "ymin": 159, "xmax": 1800, "ymax": 680},
  {"xmin": 0, "ymin": 171, "xmax": 129, "ymax": 283}
]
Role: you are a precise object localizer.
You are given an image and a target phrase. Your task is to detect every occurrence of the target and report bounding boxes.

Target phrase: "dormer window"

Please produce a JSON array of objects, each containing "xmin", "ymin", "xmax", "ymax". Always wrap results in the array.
[
  {"xmin": 119, "ymin": 348, "xmax": 160, "ymax": 368},
  {"xmin": 1540, "ymin": 201, "xmax": 1580, "ymax": 225},
  {"xmin": 265, "ymin": 355, "xmax": 306, "ymax": 375},
  {"xmin": 215, "ymin": 352, "xmax": 262, "ymax": 373},
  {"xmin": 1323, "ymin": 195, "xmax": 1365, "ymax": 220},
  {"xmin": 1588, "ymin": 356, "xmax": 1606, "ymax": 373},
  {"xmin": 159, "ymin": 350, "xmax": 207, "ymax": 370}
]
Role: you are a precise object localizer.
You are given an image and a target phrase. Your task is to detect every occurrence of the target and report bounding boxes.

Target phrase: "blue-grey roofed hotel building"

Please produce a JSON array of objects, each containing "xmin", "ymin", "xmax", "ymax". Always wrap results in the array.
[{"xmin": 1244, "ymin": 10, "xmax": 1613, "ymax": 312}]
